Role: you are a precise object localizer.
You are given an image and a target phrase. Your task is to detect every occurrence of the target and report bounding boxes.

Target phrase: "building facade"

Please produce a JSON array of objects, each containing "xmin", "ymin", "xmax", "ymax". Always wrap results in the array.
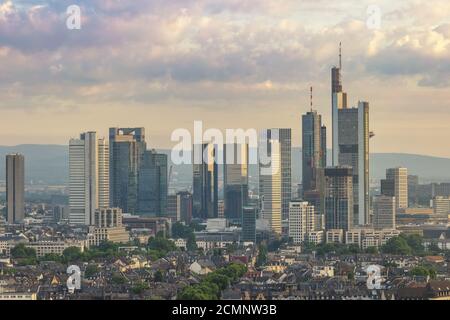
[
  {"xmin": 288, "ymin": 201, "xmax": 315, "ymax": 245},
  {"xmin": 224, "ymin": 143, "xmax": 249, "ymax": 221},
  {"xmin": 6, "ymin": 154, "xmax": 25, "ymax": 224},
  {"xmin": 109, "ymin": 127, "xmax": 146, "ymax": 214},
  {"xmin": 373, "ymin": 195, "xmax": 396, "ymax": 230},
  {"xmin": 69, "ymin": 132, "xmax": 109, "ymax": 225},
  {"xmin": 193, "ymin": 143, "xmax": 218, "ymax": 219},
  {"xmin": 324, "ymin": 167, "xmax": 353, "ymax": 231},
  {"xmin": 137, "ymin": 150, "xmax": 168, "ymax": 216}
]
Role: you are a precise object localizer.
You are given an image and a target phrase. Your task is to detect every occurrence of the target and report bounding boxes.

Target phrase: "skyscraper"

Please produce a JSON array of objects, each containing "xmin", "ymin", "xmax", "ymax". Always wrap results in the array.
[
  {"xmin": 302, "ymin": 110, "xmax": 326, "ymax": 195},
  {"xmin": 288, "ymin": 200, "xmax": 315, "ymax": 245},
  {"xmin": 259, "ymin": 129, "xmax": 282, "ymax": 235},
  {"xmin": 382, "ymin": 167, "xmax": 408, "ymax": 212},
  {"xmin": 224, "ymin": 143, "xmax": 249, "ymax": 221},
  {"xmin": 109, "ymin": 127, "xmax": 146, "ymax": 214},
  {"xmin": 324, "ymin": 167, "xmax": 353, "ymax": 231},
  {"xmin": 373, "ymin": 195, "xmax": 396, "ymax": 230},
  {"xmin": 192, "ymin": 143, "xmax": 218, "ymax": 219},
  {"xmin": 137, "ymin": 150, "xmax": 168, "ymax": 216},
  {"xmin": 241, "ymin": 206, "xmax": 256, "ymax": 243},
  {"xmin": 6, "ymin": 154, "xmax": 24, "ymax": 224},
  {"xmin": 337, "ymin": 102, "xmax": 370, "ymax": 226},
  {"xmin": 331, "ymin": 44, "xmax": 370, "ymax": 226},
  {"xmin": 279, "ymin": 129, "xmax": 292, "ymax": 221},
  {"xmin": 69, "ymin": 132, "xmax": 109, "ymax": 225},
  {"xmin": 331, "ymin": 42, "xmax": 348, "ymax": 166}
]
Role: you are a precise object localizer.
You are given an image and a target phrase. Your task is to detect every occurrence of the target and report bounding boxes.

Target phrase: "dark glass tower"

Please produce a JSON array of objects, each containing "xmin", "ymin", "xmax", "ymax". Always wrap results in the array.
[
  {"xmin": 137, "ymin": 150, "xmax": 168, "ymax": 216},
  {"xmin": 224, "ymin": 143, "xmax": 249, "ymax": 222},
  {"xmin": 192, "ymin": 143, "xmax": 218, "ymax": 219},
  {"xmin": 109, "ymin": 127, "xmax": 146, "ymax": 214}
]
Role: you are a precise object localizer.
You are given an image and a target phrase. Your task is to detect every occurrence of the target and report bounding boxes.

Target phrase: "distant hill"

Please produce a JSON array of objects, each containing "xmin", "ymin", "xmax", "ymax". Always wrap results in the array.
[{"xmin": 0, "ymin": 145, "xmax": 449, "ymax": 185}]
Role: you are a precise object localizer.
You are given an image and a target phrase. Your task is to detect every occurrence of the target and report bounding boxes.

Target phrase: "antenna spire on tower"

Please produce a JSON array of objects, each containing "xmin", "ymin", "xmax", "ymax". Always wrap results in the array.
[
  {"xmin": 339, "ymin": 42, "xmax": 342, "ymax": 70},
  {"xmin": 310, "ymin": 86, "xmax": 313, "ymax": 111}
]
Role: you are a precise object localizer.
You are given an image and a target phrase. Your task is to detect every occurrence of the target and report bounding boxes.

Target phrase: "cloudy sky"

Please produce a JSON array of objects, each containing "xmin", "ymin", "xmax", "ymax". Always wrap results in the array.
[{"xmin": 0, "ymin": 0, "xmax": 449, "ymax": 157}]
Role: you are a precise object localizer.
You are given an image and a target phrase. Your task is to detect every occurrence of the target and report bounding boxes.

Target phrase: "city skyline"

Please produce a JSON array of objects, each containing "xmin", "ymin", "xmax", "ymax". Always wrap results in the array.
[{"xmin": 0, "ymin": 1, "xmax": 449, "ymax": 158}]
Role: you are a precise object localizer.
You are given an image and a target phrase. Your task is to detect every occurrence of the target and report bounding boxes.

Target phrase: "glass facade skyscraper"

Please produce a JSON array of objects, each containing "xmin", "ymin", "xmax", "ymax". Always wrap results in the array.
[
  {"xmin": 109, "ymin": 127, "xmax": 146, "ymax": 214},
  {"xmin": 137, "ymin": 150, "xmax": 168, "ymax": 216},
  {"xmin": 192, "ymin": 143, "xmax": 218, "ymax": 219},
  {"xmin": 224, "ymin": 143, "xmax": 249, "ymax": 222}
]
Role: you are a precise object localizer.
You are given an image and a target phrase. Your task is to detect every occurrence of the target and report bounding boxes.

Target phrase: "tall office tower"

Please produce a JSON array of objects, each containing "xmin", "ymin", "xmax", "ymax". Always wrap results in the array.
[
  {"xmin": 167, "ymin": 195, "xmax": 177, "ymax": 220},
  {"xmin": 224, "ymin": 143, "xmax": 249, "ymax": 221},
  {"xmin": 408, "ymin": 175, "xmax": 419, "ymax": 207},
  {"xmin": 288, "ymin": 201, "xmax": 315, "ymax": 245},
  {"xmin": 331, "ymin": 44, "xmax": 369, "ymax": 226},
  {"xmin": 373, "ymin": 195, "xmax": 396, "ymax": 230},
  {"xmin": 382, "ymin": 167, "xmax": 408, "ymax": 211},
  {"xmin": 192, "ymin": 143, "xmax": 218, "ymax": 219},
  {"xmin": 302, "ymin": 106, "xmax": 326, "ymax": 227},
  {"xmin": 324, "ymin": 167, "xmax": 353, "ymax": 231},
  {"xmin": 331, "ymin": 42, "xmax": 348, "ymax": 166},
  {"xmin": 337, "ymin": 102, "xmax": 370, "ymax": 226},
  {"xmin": 302, "ymin": 110, "xmax": 326, "ymax": 195},
  {"xmin": 279, "ymin": 129, "xmax": 292, "ymax": 221},
  {"xmin": 242, "ymin": 206, "xmax": 257, "ymax": 243},
  {"xmin": 109, "ymin": 127, "xmax": 146, "ymax": 214},
  {"xmin": 6, "ymin": 154, "xmax": 25, "ymax": 224},
  {"xmin": 69, "ymin": 132, "xmax": 109, "ymax": 225},
  {"xmin": 259, "ymin": 130, "xmax": 282, "ymax": 235},
  {"xmin": 137, "ymin": 150, "xmax": 168, "ymax": 216},
  {"xmin": 320, "ymin": 126, "xmax": 327, "ymax": 168},
  {"xmin": 98, "ymin": 139, "xmax": 110, "ymax": 208},
  {"xmin": 176, "ymin": 191, "xmax": 193, "ymax": 224}
]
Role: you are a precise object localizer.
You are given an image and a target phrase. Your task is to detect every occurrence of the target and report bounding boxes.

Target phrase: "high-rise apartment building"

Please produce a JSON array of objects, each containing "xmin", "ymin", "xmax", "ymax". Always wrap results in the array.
[
  {"xmin": 109, "ymin": 128, "xmax": 146, "ymax": 214},
  {"xmin": 373, "ymin": 195, "xmax": 396, "ymax": 230},
  {"xmin": 324, "ymin": 167, "xmax": 353, "ymax": 231},
  {"xmin": 224, "ymin": 143, "xmax": 249, "ymax": 221},
  {"xmin": 6, "ymin": 154, "xmax": 24, "ymax": 224},
  {"xmin": 192, "ymin": 143, "xmax": 218, "ymax": 219},
  {"xmin": 382, "ymin": 167, "xmax": 408, "ymax": 211},
  {"xmin": 288, "ymin": 201, "xmax": 315, "ymax": 245},
  {"xmin": 69, "ymin": 132, "xmax": 109, "ymax": 225},
  {"xmin": 137, "ymin": 150, "xmax": 168, "ymax": 216}
]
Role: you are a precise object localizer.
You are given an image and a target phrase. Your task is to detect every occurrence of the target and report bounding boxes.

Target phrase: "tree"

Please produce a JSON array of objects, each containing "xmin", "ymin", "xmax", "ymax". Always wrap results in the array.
[
  {"xmin": 403, "ymin": 234, "xmax": 424, "ymax": 255},
  {"xmin": 365, "ymin": 246, "xmax": 378, "ymax": 254},
  {"xmin": 256, "ymin": 244, "xmax": 267, "ymax": 267},
  {"xmin": 111, "ymin": 273, "xmax": 127, "ymax": 285},
  {"xmin": 11, "ymin": 244, "xmax": 36, "ymax": 259},
  {"xmin": 380, "ymin": 236, "xmax": 412, "ymax": 255},
  {"xmin": 85, "ymin": 264, "xmax": 99, "ymax": 278},
  {"xmin": 148, "ymin": 237, "xmax": 177, "ymax": 252},
  {"xmin": 62, "ymin": 246, "xmax": 83, "ymax": 262}
]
